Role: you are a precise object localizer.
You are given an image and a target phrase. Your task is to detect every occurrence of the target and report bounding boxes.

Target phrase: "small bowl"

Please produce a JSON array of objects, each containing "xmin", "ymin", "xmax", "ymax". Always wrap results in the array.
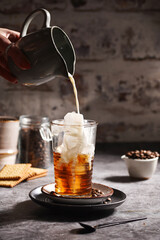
[{"xmin": 121, "ymin": 155, "xmax": 158, "ymax": 179}]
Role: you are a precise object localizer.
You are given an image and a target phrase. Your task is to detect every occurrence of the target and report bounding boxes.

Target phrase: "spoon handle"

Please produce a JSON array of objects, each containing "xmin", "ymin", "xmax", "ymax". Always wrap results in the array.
[{"xmin": 96, "ymin": 217, "xmax": 147, "ymax": 229}]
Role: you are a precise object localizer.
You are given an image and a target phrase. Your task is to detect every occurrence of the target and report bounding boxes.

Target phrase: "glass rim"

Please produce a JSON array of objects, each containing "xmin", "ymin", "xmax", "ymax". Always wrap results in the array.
[
  {"xmin": 19, "ymin": 115, "xmax": 49, "ymax": 126},
  {"xmin": 51, "ymin": 119, "xmax": 98, "ymax": 127}
]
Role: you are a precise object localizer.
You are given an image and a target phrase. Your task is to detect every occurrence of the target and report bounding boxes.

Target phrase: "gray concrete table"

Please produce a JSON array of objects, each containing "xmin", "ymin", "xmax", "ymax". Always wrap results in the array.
[{"xmin": 0, "ymin": 145, "xmax": 160, "ymax": 240}]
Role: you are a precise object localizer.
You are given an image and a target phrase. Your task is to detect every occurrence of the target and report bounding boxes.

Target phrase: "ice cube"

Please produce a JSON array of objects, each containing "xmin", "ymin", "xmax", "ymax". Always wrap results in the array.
[
  {"xmin": 64, "ymin": 112, "xmax": 84, "ymax": 125},
  {"xmin": 63, "ymin": 135, "xmax": 80, "ymax": 150},
  {"xmin": 80, "ymin": 144, "xmax": 95, "ymax": 156},
  {"xmin": 62, "ymin": 112, "xmax": 84, "ymax": 155},
  {"xmin": 57, "ymin": 112, "xmax": 94, "ymax": 163}
]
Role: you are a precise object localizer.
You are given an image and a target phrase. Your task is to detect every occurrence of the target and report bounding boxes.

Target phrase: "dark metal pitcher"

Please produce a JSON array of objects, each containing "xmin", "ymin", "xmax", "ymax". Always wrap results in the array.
[{"xmin": 8, "ymin": 8, "xmax": 76, "ymax": 86}]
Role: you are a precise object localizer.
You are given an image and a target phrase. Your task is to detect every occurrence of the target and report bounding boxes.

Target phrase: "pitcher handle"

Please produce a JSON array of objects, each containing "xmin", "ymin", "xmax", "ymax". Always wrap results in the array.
[
  {"xmin": 20, "ymin": 8, "xmax": 51, "ymax": 38},
  {"xmin": 40, "ymin": 123, "xmax": 52, "ymax": 142}
]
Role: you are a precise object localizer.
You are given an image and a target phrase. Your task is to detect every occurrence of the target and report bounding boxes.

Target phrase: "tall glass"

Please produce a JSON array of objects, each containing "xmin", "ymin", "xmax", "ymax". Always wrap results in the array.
[{"xmin": 51, "ymin": 119, "xmax": 97, "ymax": 197}]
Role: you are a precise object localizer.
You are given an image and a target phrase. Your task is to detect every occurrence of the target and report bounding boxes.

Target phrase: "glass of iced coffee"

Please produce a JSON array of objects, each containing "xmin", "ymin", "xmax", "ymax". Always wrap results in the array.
[{"xmin": 51, "ymin": 112, "xmax": 97, "ymax": 197}]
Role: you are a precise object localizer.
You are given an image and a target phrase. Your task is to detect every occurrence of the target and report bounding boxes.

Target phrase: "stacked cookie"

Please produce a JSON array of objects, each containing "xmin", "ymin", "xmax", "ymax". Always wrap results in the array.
[{"xmin": 0, "ymin": 164, "xmax": 48, "ymax": 187}]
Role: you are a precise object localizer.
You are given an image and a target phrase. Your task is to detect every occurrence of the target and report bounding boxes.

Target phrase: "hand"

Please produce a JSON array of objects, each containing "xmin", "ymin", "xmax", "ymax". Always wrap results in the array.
[{"xmin": 0, "ymin": 28, "xmax": 31, "ymax": 84}]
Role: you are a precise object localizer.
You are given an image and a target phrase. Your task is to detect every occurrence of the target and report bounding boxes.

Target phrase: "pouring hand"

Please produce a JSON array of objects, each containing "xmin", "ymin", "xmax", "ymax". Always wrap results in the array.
[{"xmin": 0, "ymin": 28, "xmax": 31, "ymax": 83}]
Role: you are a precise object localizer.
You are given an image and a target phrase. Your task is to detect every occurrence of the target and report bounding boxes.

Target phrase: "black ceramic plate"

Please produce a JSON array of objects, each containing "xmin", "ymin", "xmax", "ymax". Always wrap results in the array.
[{"xmin": 29, "ymin": 185, "xmax": 126, "ymax": 211}]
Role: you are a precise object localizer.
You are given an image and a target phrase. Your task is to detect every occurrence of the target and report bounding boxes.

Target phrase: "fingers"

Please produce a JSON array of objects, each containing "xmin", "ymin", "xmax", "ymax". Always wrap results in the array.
[
  {"xmin": 0, "ymin": 30, "xmax": 31, "ymax": 70},
  {"xmin": 7, "ymin": 44, "xmax": 31, "ymax": 70},
  {"xmin": 0, "ymin": 34, "xmax": 10, "ymax": 53},
  {"xmin": 0, "ymin": 28, "xmax": 31, "ymax": 82},
  {"xmin": 0, "ymin": 28, "xmax": 20, "ymax": 42},
  {"xmin": 0, "ymin": 65, "xmax": 17, "ymax": 84},
  {"xmin": 8, "ymin": 31, "xmax": 20, "ymax": 42}
]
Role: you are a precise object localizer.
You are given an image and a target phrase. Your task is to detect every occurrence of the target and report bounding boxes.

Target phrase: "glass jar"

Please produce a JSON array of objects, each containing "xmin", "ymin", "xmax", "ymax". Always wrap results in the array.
[{"xmin": 18, "ymin": 115, "xmax": 52, "ymax": 168}]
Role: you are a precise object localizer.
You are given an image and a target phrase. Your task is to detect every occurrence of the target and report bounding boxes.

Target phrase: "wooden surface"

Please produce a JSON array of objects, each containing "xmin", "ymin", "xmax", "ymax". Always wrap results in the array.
[{"xmin": 0, "ymin": 148, "xmax": 160, "ymax": 240}]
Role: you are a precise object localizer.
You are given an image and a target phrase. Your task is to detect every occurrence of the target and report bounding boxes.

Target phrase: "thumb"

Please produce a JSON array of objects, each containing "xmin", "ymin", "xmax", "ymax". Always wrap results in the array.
[{"xmin": 8, "ymin": 44, "xmax": 31, "ymax": 70}]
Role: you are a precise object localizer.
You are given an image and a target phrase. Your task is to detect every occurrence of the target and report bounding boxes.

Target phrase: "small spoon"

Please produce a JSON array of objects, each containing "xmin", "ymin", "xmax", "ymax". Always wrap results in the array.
[{"xmin": 79, "ymin": 217, "xmax": 147, "ymax": 233}]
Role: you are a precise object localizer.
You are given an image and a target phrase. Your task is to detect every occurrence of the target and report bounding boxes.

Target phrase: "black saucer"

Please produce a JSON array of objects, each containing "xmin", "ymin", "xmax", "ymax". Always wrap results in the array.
[{"xmin": 29, "ymin": 185, "xmax": 126, "ymax": 211}]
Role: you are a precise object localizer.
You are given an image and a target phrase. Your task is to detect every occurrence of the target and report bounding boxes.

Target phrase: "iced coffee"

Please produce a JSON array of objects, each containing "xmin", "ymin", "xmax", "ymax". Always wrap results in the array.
[{"xmin": 52, "ymin": 112, "xmax": 97, "ymax": 197}]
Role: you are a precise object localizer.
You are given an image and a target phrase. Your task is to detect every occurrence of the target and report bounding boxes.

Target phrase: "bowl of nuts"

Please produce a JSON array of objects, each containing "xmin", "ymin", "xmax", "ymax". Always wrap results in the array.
[{"xmin": 121, "ymin": 150, "xmax": 159, "ymax": 179}]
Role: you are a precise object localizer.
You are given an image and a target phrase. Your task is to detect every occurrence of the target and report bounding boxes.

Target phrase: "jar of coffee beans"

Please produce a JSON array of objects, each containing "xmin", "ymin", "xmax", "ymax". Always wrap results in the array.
[{"xmin": 18, "ymin": 115, "xmax": 52, "ymax": 168}]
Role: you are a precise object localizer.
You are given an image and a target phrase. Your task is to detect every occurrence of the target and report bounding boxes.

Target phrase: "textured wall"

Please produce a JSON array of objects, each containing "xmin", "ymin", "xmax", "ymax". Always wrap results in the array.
[{"xmin": 1, "ymin": 0, "xmax": 160, "ymax": 142}]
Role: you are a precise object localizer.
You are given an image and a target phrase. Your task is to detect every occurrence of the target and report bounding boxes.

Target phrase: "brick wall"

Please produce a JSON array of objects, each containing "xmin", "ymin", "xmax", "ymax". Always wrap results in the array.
[{"xmin": 1, "ymin": 0, "xmax": 160, "ymax": 142}]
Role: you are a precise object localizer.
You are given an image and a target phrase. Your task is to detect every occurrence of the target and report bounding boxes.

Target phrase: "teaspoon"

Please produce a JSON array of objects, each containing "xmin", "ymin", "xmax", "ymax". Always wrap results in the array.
[{"xmin": 79, "ymin": 216, "xmax": 147, "ymax": 233}]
